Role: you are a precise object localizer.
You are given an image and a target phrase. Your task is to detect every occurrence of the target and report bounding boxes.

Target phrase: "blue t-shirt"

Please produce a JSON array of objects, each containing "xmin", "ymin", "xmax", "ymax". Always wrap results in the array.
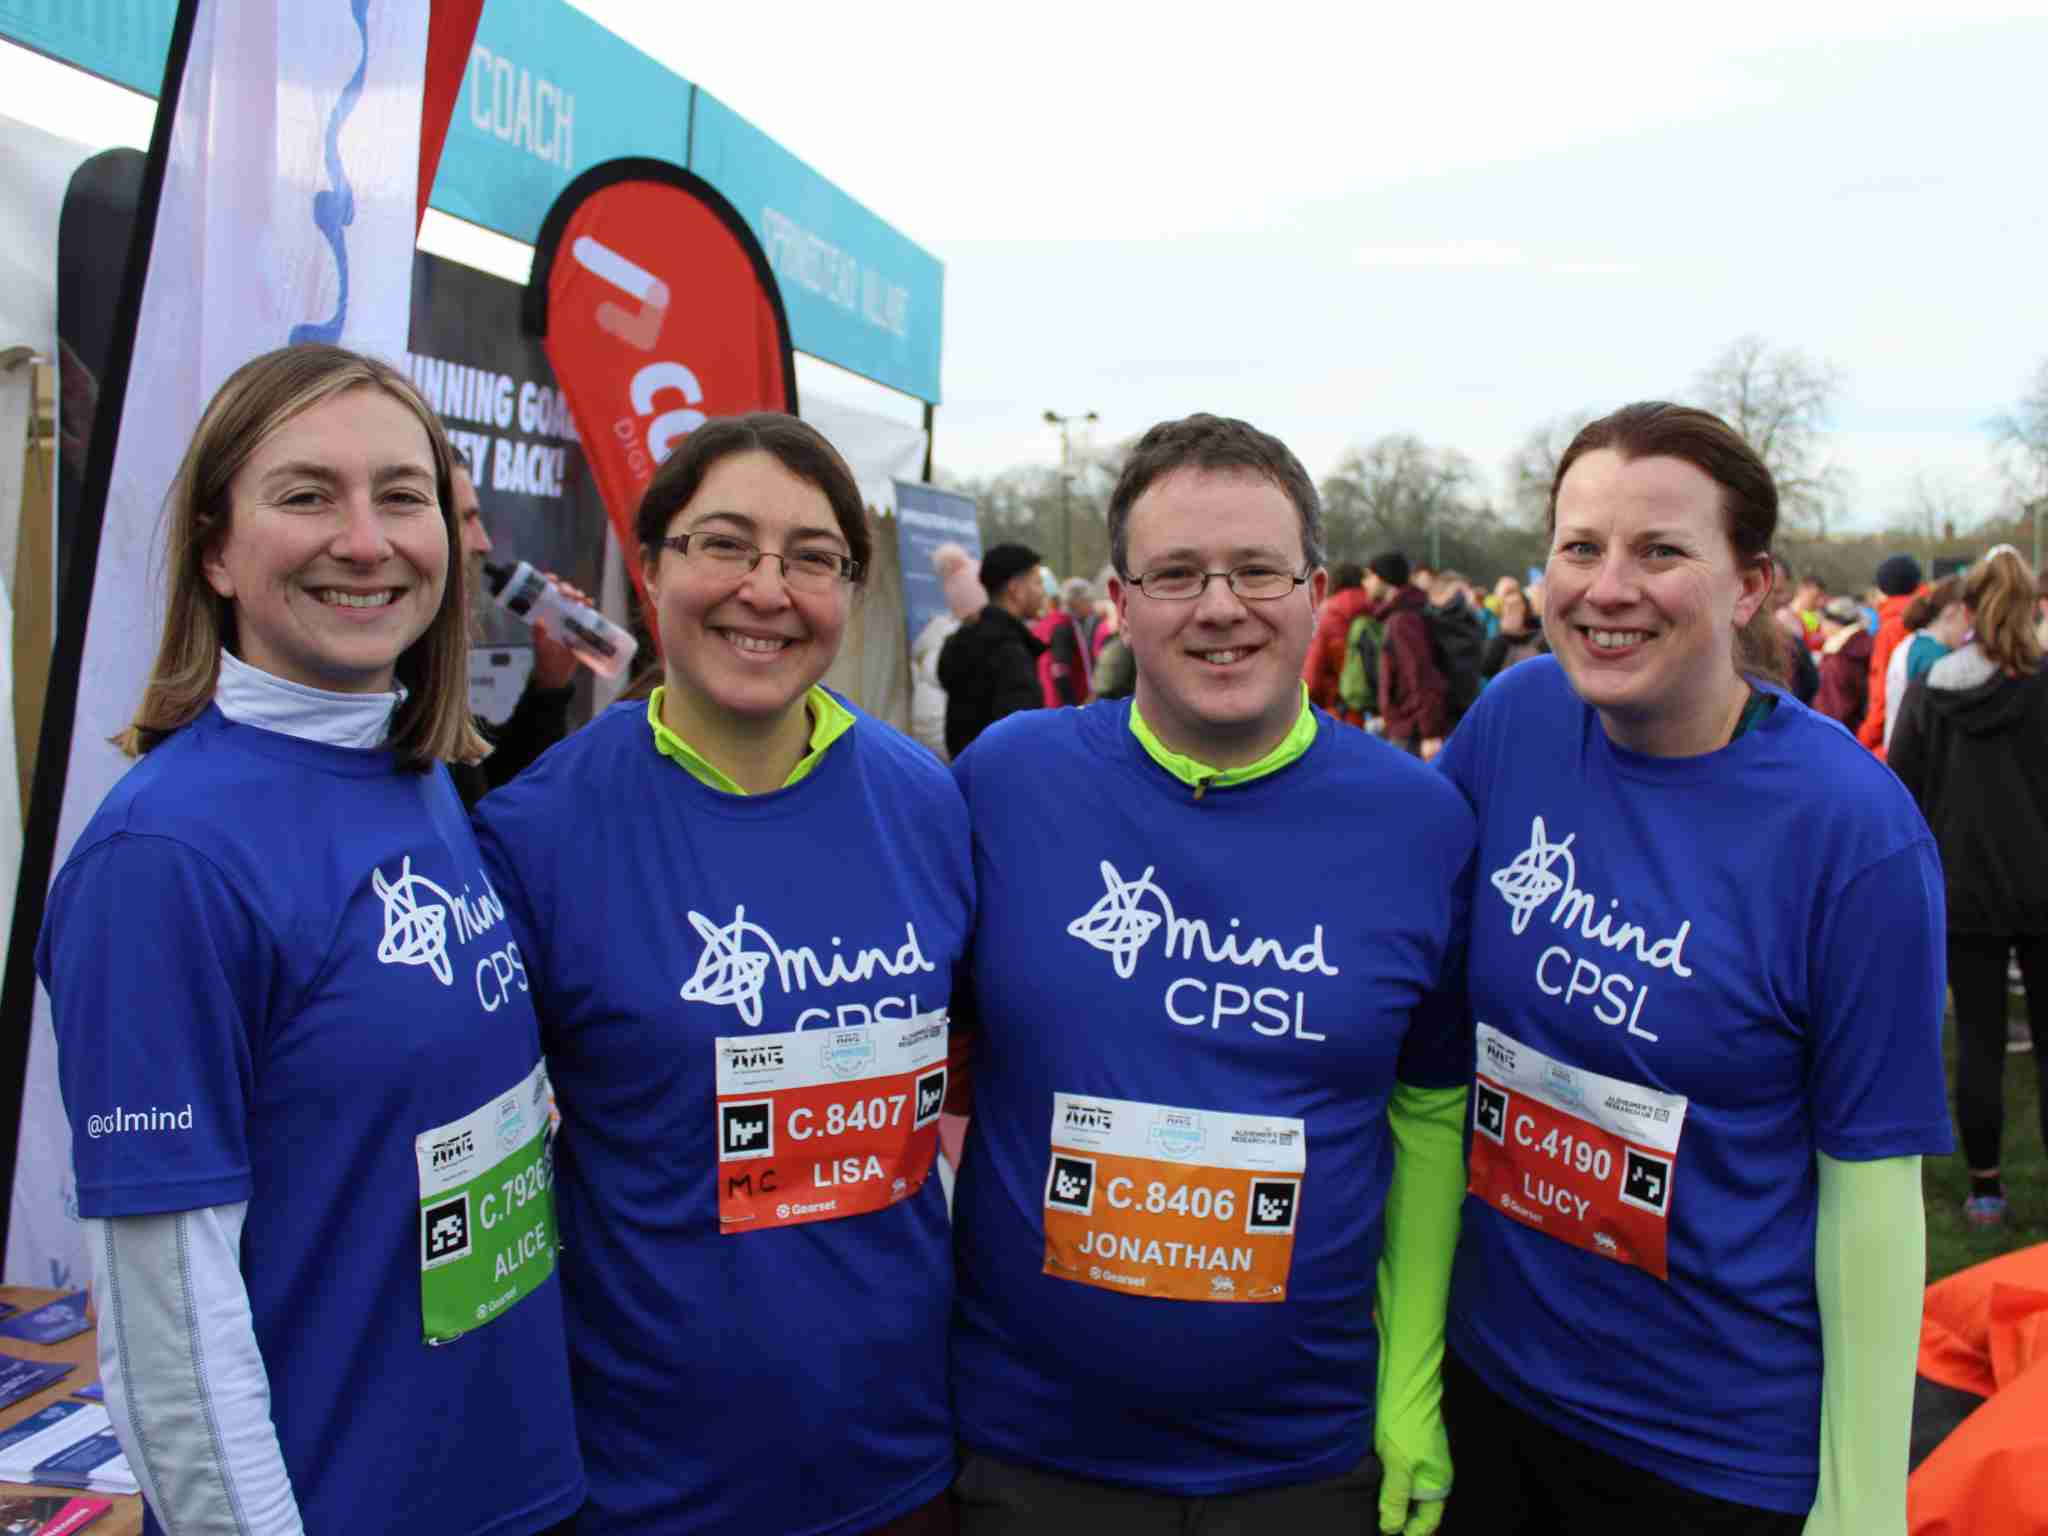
[
  {"xmin": 37, "ymin": 707, "xmax": 583, "ymax": 1536},
  {"xmin": 1436, "ymin": 658, "xmax": 1953, "ymax": 1513},
  {"xmin": 949, "ymin": 701, "xmax": 1474, "ymax": 1496},
  {"xmin": 474, "ymin": 697, "xmax": 971, "ymax": 1536}
]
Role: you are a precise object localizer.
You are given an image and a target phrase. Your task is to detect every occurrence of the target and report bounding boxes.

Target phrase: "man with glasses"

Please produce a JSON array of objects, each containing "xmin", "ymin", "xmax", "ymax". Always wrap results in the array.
[{"xmin": 947, "ymin": 414, "xmax": 1475, "ymax": 1535}]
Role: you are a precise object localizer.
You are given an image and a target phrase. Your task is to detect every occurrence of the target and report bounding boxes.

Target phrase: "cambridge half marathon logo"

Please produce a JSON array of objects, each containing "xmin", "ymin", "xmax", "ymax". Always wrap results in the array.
[
  {"xmin": 678, "ymin": 905, "xmax": 936, "ymax": 1027},
  {"xmin": 1065, "ymin": 861, "xmax": 1338, "ymax": 980}
]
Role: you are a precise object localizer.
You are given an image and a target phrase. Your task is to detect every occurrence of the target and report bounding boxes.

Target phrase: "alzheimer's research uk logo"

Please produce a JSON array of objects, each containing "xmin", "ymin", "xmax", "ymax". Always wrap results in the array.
[
  {"xmin": 677, "ymin": 905, "xmax": 936, "ymax": 1028},
  {"xmin": 372, "ymin": 857, "xmax": 508, "ymax": 987},
  {"xmin": 1065, "ymin": 862, "xmax": 1339, "ymax": 981}
]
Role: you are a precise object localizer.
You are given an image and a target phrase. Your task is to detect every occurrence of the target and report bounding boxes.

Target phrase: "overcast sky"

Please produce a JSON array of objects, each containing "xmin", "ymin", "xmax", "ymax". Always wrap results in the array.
[
  {"xmin": 568, "ymin": 0, "xmax": 2048, "ymax": 529},
  {"xmin": 7, "ymin": 2, "xmax": 2045, "ymax": 531}
]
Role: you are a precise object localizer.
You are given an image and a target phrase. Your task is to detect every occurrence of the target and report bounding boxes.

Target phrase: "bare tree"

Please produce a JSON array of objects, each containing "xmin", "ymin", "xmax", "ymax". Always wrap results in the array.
[
  {"xmin": 1894, "ymin": 468, "xmax": 1980, "ymax": 547},
  {"xmin": 1690, "ymin": 335, "xmax": 1846, "ymax": 537},
  {"xmin": 1320, "ymin": 434, "xmax": 1485, "ymax": 567},
  {"xmin": 1990, "ymin": 358, "xmax": 2048, "ymax": 508},
  {"xmin": 1502, "ymin": 411, "xmax": 1595, "ymax": 530}
]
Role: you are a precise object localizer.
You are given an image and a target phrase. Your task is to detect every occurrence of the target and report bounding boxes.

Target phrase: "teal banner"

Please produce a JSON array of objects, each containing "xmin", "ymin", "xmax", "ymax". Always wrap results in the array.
[
  {"xmin": 691, "ymin": 91, "xmax": 944, "ymax": 417},
  {"xmin": 1, "ymin": 0, "xmax": 944, "ymax": 402}
]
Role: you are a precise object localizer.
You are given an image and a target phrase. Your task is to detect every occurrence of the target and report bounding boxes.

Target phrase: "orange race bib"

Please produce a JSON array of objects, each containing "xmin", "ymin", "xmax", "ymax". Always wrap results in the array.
[
  {"xmin": 715, "ymin": 1013, "xmax": 947, "ymax": 1234},
  {"xmin": 1467, "ymin": 1023, "xmax": 1688, "ymax": 1280},
  {"xmin": 1042, "ymin": 1093, "xmax": 1305, "ymax": 1303}
]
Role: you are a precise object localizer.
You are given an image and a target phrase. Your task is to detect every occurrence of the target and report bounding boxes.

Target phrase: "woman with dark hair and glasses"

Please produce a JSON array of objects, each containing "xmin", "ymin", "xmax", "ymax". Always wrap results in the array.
[
  {"xmin": 1433, "ymin": 403, "xmax": 1949, "ymax": 1534},
  {"xmin": 474, "ymin": 413, "xmax": 969, "ymax": 1536}
]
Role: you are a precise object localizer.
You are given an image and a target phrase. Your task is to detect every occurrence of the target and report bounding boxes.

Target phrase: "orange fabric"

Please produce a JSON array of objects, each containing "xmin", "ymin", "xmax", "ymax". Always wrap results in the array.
[
  {"xmin": 1918, "ymin": 1241, "xmax": 2048, "ymax": 1395},
  {"xmin": 1910, "ymin": 1246, "xmax": 2048, "ymax": 1534},
  {"xmin": 1859, "ymin": 589, "xmax": 1925, "ymax": 753},
  {"xmin": 1303, "ymin": 586, "xmax": 1374, "ymax": 710},
  {"xmin": 1908, "ymin": 1354, "xmax": 2048, "ymax": 1534}
]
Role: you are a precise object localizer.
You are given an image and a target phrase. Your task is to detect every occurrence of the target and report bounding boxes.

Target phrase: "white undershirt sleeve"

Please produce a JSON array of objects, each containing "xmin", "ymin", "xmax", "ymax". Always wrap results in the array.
[{"xmin": 89, "ymin": 1207, "xmax": 305, "ymax": 1536}]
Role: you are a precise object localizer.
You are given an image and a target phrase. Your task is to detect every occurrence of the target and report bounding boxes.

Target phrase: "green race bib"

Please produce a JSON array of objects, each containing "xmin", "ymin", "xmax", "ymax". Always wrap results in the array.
[{"xmin": 415, "ymin": 1059, "xmax": 557, "ymax": 1344}]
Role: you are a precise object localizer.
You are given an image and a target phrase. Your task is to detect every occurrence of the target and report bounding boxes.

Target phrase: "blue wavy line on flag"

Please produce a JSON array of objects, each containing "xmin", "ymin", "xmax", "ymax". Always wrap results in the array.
[{"xmin": 289, "ymin": 0, "xmax": 372, "ymax": 345}]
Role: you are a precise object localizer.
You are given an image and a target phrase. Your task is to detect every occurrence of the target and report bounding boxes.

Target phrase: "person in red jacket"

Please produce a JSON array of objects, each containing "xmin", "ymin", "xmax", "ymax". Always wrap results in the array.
[
  {"xmin": 1858, "ymin": 552, "xmax": 1925, "ymax": 756},
  {"xmin": 1364, "ymin": 549, "xmax": 1449, "ymax": 756},
  {"xmin": 1303, "ymin": 560, "xmax": 1374, "ymax": 723},
  {"xmin": 1812, "ymin": 596, "xmax": 1873, "ymax": 732}
]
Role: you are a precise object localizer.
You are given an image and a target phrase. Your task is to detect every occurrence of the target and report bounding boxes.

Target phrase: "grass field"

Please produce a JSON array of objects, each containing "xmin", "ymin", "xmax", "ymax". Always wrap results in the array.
[{"xmin": 1923, "ymin": 990, "xmax": 2045, "ymax": 1283}]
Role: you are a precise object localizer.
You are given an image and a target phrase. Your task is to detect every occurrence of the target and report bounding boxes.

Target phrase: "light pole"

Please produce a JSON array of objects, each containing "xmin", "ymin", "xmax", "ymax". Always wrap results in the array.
[{"xmin": 1044, "ymin": 409, "xmax": 1098, "ymax": 579}]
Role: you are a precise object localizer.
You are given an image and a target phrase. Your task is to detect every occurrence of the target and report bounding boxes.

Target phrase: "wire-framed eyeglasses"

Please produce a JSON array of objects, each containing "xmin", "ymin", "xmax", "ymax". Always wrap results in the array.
[
  {"xmin": 660, "ymin": 532, "xmax": 862, "ymax": 591},
  {"xmin": 1123, "ymin": 563, "xmax": 1310, "ymax": 601}
]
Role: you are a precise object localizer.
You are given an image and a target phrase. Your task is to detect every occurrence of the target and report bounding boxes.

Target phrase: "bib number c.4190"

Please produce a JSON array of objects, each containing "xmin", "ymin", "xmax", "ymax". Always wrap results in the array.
[
  {"xmin": 415, "ymin": 1058, "xmax": 556, "ymax": 1344},
  {"xmin": 1042, "ymin": 1093, "xmax": 1305, "ymax": 1303},
  {"xmin": 1467, "ymin": 1023, "xmax": 1687, "ymax": 1280},
  {"xmin": 714, "ymin": 1012, "xmax": 948, "ymax": 1234}
]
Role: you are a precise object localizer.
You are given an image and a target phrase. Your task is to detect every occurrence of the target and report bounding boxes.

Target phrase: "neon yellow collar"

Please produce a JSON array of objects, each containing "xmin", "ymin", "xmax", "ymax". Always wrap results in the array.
[
  {"xmin": 1129, "ymin": 684, "xmax": 1317, "ymax": 795},
  {"xmin": 647, "ymin": 685, "xmax": 854, "ymax": 794}
]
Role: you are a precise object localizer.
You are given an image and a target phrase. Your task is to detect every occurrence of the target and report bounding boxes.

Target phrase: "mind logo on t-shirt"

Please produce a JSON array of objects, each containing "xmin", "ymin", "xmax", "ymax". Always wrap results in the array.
[
  {"xmin": 1061, "ymin": 860, "xmax": 1339, "ymax": 1046},
  {"xmin": 369, "ymin": 857, "xmax": 518, "ymax": 1001},
  {"xmin": 1485, "ymin": 814, "xmax": 1697, "ymax": 1045},
  {"xmin": 677, "ymin": 904, "xmax": 938, "ymax": 1029}
]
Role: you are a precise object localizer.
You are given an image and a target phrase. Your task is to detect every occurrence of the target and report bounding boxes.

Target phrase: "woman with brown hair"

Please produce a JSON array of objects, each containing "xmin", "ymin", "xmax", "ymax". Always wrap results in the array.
[
  {"xmin": 474, "ymin": 412, "xmax": 969, "ymax": 1536},
  {"xmin": 36, "ymin": 344, "xmax": 583, "ymax": 1535},
  {"xmin": 1890, "ymin": 546, "xmax": 2048, "ymax": 1229},
  {"xmin": 1435, "ymin": 402, "xmax": 1949, "ymax": 1534}
]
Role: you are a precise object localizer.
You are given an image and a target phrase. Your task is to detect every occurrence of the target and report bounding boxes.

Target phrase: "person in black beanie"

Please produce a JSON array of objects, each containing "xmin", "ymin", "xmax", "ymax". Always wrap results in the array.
[
  {"xmin": 939, "ymin": 542, "xmax": 1049, "ymax": 756},
  {"xmin": 1861, "ymin": 552, "xmax": 1926, "ymax": 754}
]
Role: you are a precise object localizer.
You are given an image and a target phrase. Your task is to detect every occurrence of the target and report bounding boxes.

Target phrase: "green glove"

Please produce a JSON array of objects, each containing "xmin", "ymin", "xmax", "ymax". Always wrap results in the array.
[
  {"xmin": 1375, "ymin": 1082, "xmax": 1467, "ymax": 1535},
  {"xmin": 1378, "ymin": 1438, "xmax": 1448, "ymax": 1535}
]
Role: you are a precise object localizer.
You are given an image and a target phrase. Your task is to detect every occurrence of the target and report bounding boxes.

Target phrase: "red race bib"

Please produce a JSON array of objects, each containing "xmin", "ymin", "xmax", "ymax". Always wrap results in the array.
[
  {"xmin": 1467, "ymin": 1023, "xmax": 1688, "ymax": 1280},
  {"xmin": 715, "ymin": 1014, "xmax": 947, "ymax": 1234}
]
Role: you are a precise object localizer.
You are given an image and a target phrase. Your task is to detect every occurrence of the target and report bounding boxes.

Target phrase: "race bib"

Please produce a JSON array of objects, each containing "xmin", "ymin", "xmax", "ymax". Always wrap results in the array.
[
  {"xmin": 415, "ymin": 1059, "xmax": 556, "ymax": 1344},
  {"xmin": 1467, "ymin": 1023, "xmax": 1688, "ymax": 1280},
  {"xmin": 1042, "ymin": 1093, "xmax": 1305, "ymax": 1303},
  {"xmin": 714, "ymin": 1012, "xmax": 947, "ymax": 1234}
]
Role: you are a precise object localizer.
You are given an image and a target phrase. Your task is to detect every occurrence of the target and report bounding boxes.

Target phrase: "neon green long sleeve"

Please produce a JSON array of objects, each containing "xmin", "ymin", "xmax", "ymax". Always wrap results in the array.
[
  {"xmin": 1804, "ymin": 1153, "xmax": 1923, "ymax": 1536},
  {"xmin": 1375, "ymin": 1082, "xmax": 1467, "ymax": 1536}
]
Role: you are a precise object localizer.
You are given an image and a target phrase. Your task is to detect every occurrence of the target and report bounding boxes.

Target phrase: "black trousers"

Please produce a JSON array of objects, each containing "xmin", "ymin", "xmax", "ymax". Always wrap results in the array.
[
  {"xmin": 1948, "ymin": 931, "xmax": 2048, "ymax": 1171},
  {"xmin": 953, "ymin": 1447, "xmax": 1381, "ymax": 1536},
  {"xmin": 1438, "ymin": 1348, "xmax": 1806, "ymax": 1534}
]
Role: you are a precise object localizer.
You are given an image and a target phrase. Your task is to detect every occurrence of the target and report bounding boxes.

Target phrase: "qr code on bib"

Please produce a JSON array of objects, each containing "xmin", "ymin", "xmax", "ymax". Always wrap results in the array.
[
  {"xmin": 1621, "ymin": 1148, "xmax": 1672, "ymax": 1215},
  {"xmin": 422, "ymin": 1194, "xmax": 470, "ymax": 1268},
  {"xmin": 1045, "ymin": 1155, "xmax": 1096, "ymax": 1214},
  {"xmin": 1473, "ymin": 1082, "xmax": 1508, "ymax": 1144},
  {"xmin": 913, "ymin": 1067, "xmax": 947, "ymax": 1129},
  {"xmin": 1246, "ymin": 1179, "xmax": 1300, "ymax": 1235},
  {"xmin": 720, "ymin": 1101, "xmax": 774, "ymax": 1161}
]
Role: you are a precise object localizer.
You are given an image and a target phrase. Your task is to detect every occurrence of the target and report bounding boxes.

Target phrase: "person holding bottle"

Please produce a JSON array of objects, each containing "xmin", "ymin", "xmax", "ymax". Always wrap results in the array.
[
  {"xmin": 37, "ymin": 344, "xmax": 584, "ymax": 1536},
  {"xmin": 474, "ymin": 412, "xmax": 970, "ymax": 1536},
  {"xmin": 1434, "ymin": 402, "xmax": 1950, "ymax": 1534}
]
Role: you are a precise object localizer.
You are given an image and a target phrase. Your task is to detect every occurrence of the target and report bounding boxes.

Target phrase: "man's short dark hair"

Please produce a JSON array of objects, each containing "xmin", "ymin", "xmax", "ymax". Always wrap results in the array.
[
  {"xmin": 1106, "ymin": 413, "xmax": 1324, "ymax": 577},
  {"xmin": 1370, "ymin": 550, "xmax": 1411, "ymax": 588},
  {"xmin": 1332, "ymin": 561, "xmax": 1364, "ymax": 591}
]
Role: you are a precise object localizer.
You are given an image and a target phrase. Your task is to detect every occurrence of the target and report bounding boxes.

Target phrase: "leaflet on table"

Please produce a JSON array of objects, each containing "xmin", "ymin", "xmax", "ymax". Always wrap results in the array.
[
  {"xmin": 0, "ymin": 1496, "xmax": 113, "ymax": 1536},
  {"xmin": 70, "ymin": 1383, "xmax": 101, "ymax": 1402},
  {"xmin": 0, "ymin": 1357, "xmax": 71, "ymax": 1411},
  {"xmin": 0, "ymin": 1296, "xmax": 89, "ymax": 1345},
  {"xmin": 0, "ymin": 1403, "xmax": 138, "ymax": 1495}
]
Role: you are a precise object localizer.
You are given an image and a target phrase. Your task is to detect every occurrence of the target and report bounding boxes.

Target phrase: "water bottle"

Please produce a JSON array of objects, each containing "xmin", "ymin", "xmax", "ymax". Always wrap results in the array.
[{"xmin": 481, "ymin": 560, "xmax": 638, "ymax": 680}]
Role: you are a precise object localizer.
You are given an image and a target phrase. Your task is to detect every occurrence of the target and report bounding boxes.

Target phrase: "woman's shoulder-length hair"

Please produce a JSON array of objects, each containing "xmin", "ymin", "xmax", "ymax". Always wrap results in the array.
[{"xmin": 118, "ymin": 342, "xmax": 487, "ymax": 770}]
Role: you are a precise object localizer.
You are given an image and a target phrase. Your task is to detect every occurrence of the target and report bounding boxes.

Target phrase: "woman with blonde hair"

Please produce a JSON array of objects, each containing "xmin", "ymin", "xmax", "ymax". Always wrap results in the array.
[
  {"xmin": 36, "ymin": 344, "xmax": 583, "ymax": 1535},
  {"xmin": 1891, "ymin": 546, "xmax": 2048, "ymax": 1229}
]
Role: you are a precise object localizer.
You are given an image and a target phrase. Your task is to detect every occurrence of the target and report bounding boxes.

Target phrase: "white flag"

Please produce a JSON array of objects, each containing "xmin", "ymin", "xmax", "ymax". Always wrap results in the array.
[{"xmin": 8, "ymin": 0, "xmax": 432, "ymax": 1286}]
